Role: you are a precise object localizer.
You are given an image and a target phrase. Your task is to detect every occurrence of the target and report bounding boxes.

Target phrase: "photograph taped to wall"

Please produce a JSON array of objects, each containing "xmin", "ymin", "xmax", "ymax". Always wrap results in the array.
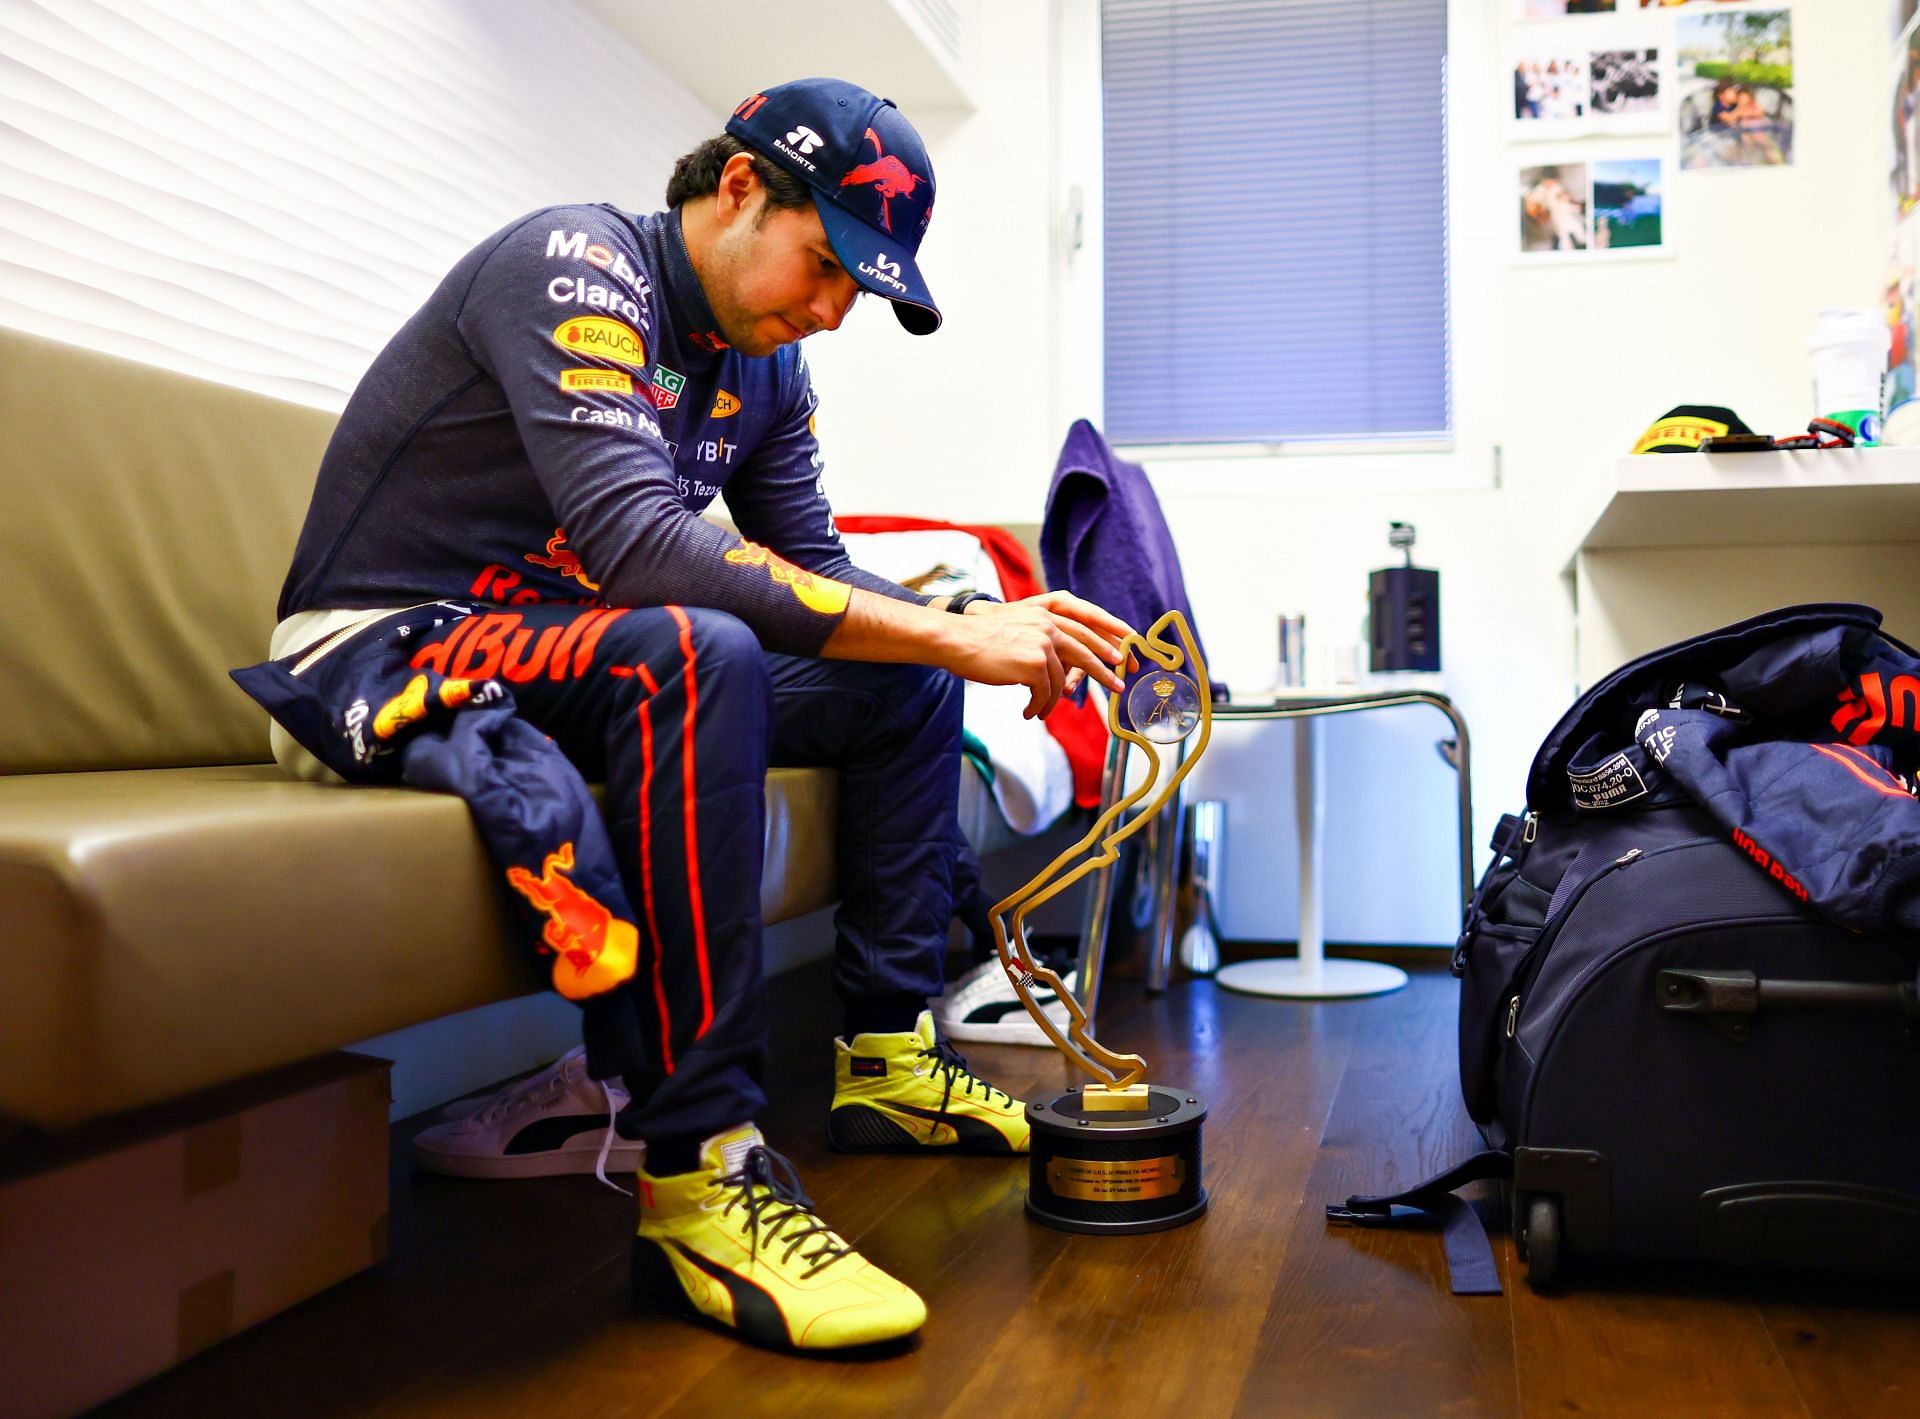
[
  {"xmin": 1512, "ymin": 54, "xmax": 1589, "ymax": 133},
  {"xmin": 1590, "ymin": 49, "xmax": 1663, "ymax": 127},
  {"xmin": 1518, "ymin": 162, "xmax": 1591, "ymax": 253},
  {"xmin": 1676, "ymin": 7, "xmax": 1793, "ymax": 170},
  {"xmin": 1897, "ymin": 23, "xmax": 1920, "ymax": 210},
  {"xmin": 1888, "ymin": 215, "xmax": 1917, "ymax": 412},
  {"xmin": 1592, "ymin": 157, "xmax": 1664, "ymax": 250}
]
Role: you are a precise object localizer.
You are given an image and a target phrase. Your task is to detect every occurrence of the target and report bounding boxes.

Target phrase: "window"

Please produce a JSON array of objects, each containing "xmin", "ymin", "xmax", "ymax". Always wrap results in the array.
[{"xmin": 1102, "ymin": 0, "xmax": 1451, "ymax": 446}]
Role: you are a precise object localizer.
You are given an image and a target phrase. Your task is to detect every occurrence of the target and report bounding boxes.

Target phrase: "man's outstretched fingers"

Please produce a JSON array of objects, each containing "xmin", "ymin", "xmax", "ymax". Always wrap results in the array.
[
  {"xmin": 1041, "ymin": 591, "xmax": 1135, "ymax": 643},
  {"xmin": 1049, "ymin": 615, "xmax": 1127, "ymax": 693}
]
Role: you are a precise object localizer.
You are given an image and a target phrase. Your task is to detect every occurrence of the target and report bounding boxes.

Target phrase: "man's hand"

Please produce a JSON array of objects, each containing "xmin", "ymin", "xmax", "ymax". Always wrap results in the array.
[
  {"xmin": 823, "ymin": 589, "xmax": 1134, "ymax": 720},
  {"xmin": 947, "ymin": 593, "xmax": 1132, "ymax": 718}
]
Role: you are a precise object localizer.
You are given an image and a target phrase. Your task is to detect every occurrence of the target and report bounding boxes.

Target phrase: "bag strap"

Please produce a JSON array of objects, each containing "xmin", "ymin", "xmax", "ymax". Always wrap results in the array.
[
  {"xmin": 1453, "ymin": 813, "xmax": 1534, "ymax": 975},
  {"xmin": 1325, "ymin": 1150, "xmax": 1513, "ymax": 1295}
]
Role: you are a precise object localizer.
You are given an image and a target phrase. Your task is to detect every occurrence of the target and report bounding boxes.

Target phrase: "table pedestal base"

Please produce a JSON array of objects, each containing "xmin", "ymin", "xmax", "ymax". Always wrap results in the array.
[{"xmin": 1216, "ymin": 957, "xmax": 1409, "ymax": 999}]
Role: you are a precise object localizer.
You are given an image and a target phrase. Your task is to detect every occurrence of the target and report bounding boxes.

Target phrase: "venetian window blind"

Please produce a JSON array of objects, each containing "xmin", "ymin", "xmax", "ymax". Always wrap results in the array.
[
  {"xmin": 1102, "ymin": 0, "xmax": 1451, "ymax": 445},
  {"xmin": 0, "ymin": 0, "xmax": 714, "ymax": 410}
]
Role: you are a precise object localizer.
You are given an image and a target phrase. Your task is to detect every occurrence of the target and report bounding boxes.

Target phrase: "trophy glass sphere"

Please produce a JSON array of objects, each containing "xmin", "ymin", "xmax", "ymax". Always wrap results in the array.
[{"xmin": 1126, "ymin": 669, "xmax": 1202, "ymax": 743}]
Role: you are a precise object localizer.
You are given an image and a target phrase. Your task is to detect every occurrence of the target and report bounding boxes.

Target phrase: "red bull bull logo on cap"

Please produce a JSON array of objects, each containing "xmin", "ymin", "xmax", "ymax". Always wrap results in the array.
[
  {"xmin": 839, "ymin": 127, "xmax": 924, "ymax": 235},
  {"xmin": 506, "ymin": 842, "xmax": 640, "ymax": 1001}
]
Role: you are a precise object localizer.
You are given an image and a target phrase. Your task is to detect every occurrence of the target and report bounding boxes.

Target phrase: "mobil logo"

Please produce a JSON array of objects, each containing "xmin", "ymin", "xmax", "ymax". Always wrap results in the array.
[{"xmin": 544, "ymin": 229, "xmax": 648, "ymax": 294}]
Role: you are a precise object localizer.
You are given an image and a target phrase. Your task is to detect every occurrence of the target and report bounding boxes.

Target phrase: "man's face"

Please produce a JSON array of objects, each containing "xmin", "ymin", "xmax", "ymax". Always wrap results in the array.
[{"xmin": 701, "ymin": 190, "xmax": 863, "ymax": 357}]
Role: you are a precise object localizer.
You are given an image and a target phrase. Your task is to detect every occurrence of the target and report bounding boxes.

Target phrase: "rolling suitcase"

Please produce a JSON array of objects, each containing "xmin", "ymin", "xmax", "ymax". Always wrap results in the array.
[
  {"xmin": 1459, "ymin": 801, "xmax": 1920, "ymax": 1288},
  {"xmin": 1331, "ymin": 605, "xmax": 1920, "ymax": 1292}
]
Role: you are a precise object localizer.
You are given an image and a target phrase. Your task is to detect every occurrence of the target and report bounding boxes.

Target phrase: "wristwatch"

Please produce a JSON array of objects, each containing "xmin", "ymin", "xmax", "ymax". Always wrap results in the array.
[{"xmin": 944, "ymin": 590, "xmax": 1000, "ymax": 615}]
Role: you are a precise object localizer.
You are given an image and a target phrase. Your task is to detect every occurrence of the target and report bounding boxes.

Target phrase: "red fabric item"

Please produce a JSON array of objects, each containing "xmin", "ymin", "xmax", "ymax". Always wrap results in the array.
[{"xmin": 836, "ymin": 514, "xmax": 1109, "ymax": 808}]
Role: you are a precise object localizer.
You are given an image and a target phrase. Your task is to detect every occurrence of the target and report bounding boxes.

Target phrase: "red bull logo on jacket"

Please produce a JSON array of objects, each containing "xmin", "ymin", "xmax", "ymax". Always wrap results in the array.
[
  {"xmin": 525, "ymin": 527, "xmax": 601, "ymax": 592},
  {"xmin": 506, "ymin": 842, "xmax": 640, "ymax": 1001},
  {"xmin": 1831, "ymin": 672, "xmax": 1920, "ymax": 746},
  {"xmin": 723, "ymin": 539, "xmax": 851, "ymax": 616}
]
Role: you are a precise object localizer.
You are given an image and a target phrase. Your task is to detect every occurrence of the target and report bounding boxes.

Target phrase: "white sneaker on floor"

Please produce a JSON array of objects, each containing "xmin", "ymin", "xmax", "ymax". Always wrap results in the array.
[
  {"xmin": 934, "ymin": 958, "xmax": 1078, "ymax": 1046},
  {"xmin": 411, "ymin": 1047, "xmax": 644, "ymax": 1179}
]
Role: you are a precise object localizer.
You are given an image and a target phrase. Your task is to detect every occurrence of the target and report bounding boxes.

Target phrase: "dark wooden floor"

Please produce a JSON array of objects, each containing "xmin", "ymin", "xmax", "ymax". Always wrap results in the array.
[{"xmin": 103, "ymin": 961, "xmax": 1918, "ymax": 1418}]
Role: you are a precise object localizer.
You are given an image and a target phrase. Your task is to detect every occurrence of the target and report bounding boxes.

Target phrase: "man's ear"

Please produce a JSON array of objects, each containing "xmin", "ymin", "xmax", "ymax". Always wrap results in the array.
[{"xmin": 714, "ymin": 152, "xmax": 763, "ymax": 227}]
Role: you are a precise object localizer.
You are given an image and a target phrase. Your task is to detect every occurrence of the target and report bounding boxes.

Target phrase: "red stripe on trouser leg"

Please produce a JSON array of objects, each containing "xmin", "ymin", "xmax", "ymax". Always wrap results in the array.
[
  {"xmin": 665, "ymin": 605, "xmax": 715, "ymax": 1039},
  {"xmin": 634, "ymin": 660, "xmax": 674, "ymax": 1075}
]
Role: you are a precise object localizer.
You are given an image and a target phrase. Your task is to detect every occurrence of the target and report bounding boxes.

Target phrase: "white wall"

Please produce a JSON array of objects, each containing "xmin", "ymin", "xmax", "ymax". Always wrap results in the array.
[
  {"xmin": 807, "ymin": 0, "xmax": 1897, "ymax": 943},
  {"xmin": 0, "ymin": 0, "xmax": 716, "ymax": 408},
  {"xmin": 800, "ymin": 0, "xmax": 1105, "ymax": 525}
]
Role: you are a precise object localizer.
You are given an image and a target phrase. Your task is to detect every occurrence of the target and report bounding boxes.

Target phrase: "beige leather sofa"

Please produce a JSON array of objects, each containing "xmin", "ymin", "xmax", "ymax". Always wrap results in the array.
[{"xmin": 0, "ymin": 325, "xmax": 955, "ymax": 1130}]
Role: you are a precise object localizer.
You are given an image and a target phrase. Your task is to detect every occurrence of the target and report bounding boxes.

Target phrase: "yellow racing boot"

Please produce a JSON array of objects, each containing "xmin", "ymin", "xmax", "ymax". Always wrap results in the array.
[
  {"xmin": 828, "ymin": 1011, "xmax": 1030, "ymax": 1155},
  {"xmin": 631, "ymin": 1125, "xmax": 926, "ymax": 1350}
]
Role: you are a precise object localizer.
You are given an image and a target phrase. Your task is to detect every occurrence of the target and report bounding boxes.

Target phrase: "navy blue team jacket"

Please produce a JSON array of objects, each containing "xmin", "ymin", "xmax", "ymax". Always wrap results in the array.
[
  {"xmin": 1530, "ymin": 603, "xmax": 1920, "ymax": 937},
  {"xmin": 278, "ymin": 203, "xmax": 923, "ymax": 655}
]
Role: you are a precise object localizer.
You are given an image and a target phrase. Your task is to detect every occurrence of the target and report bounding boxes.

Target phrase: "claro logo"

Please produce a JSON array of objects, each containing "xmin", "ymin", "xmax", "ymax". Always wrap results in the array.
[{"xmin": 551, "ymin": 317, "xmax": 648, "ymax": 368}]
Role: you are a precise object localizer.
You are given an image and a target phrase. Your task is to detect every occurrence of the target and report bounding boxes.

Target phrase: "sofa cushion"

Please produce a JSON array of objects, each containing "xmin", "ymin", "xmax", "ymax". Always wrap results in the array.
[
  {"xmin": 0, "ymin": 765, "xmax": 837, "ymax": 1128},
  {"xmin": 0, "ymin": 328, "xmax": 333, "ymax": 774}
]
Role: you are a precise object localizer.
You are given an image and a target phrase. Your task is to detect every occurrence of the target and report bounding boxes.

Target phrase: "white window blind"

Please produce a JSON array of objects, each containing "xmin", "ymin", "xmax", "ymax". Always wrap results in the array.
[{"xmin": 1103, "ymin": 0, "xmax": 1450, "ymax": 445}]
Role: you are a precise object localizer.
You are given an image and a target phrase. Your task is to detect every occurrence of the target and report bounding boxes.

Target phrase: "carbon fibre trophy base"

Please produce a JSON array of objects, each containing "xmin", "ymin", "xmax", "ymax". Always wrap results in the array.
[{"xmin": 1026, "ymin": 1086, "xmax": 1209, "ymax": 1235}]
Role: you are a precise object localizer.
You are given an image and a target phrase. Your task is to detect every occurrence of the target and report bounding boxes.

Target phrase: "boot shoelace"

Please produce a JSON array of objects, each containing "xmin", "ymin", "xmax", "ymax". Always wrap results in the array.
[
  {"xmin": 919, "ymin": 1036, "xmax": 1012, "ymax": 1114},
  {"xmin": 715, "ymin": 1145, "xmax": 852, "ymax": 1277}
]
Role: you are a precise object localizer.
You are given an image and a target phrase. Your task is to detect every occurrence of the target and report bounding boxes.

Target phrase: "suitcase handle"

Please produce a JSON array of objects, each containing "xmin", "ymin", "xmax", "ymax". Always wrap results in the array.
[{"xmin": 1658, "ymin": 968, "xmax": 1920, "ymax": 1044}]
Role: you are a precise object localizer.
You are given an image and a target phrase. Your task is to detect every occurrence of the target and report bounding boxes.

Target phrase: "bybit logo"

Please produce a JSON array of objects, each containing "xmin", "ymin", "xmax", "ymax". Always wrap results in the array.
[{"xmin": 786, "ymin": 125, "xmax": 823, "ymax": 155}]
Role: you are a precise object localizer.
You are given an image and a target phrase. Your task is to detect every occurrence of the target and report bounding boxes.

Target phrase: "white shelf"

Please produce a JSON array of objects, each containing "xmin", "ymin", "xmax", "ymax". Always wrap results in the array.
[{"xmin": 1569, "ymin": 446, "xmax": 1920, "ymax": 562}]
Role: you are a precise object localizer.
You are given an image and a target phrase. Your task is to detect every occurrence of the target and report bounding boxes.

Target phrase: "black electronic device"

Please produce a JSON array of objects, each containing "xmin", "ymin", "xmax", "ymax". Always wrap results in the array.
[
  {"xmin": 1369, "ymin": 522, "xmax": 1440, "ymax": 673},
  {"xmin": 1699, "ymin": 433, "xmax": 1777, "ymax": 453}
]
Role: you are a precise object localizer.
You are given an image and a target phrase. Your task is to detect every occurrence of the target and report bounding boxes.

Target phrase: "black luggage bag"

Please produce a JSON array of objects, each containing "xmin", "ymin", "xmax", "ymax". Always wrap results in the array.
[
  {"xmin": 1332, "ymin": 605, "xmax": 1920, "ymax": 1292},
  {"xmin": 1454, "ymin": 800, "xmax": 1920, "ymax": 1288}
]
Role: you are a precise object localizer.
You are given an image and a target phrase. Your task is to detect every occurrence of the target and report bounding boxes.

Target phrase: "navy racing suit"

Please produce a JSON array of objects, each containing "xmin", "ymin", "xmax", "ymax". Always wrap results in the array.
[{"xmin": 242, "ymin": 204, "xmax": 966, "ymax": 1145}]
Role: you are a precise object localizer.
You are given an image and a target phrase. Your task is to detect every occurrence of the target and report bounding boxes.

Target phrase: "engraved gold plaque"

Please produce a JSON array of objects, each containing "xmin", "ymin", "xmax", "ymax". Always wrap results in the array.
[{"xmin": 1045, "ymin": 1154, "xmax": 1186, "ymax": 1203}]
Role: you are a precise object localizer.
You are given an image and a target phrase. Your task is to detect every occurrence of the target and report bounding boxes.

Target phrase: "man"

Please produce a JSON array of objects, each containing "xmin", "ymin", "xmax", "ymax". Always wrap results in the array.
[{"xmin": 250, "ymin": 78, "xmax": 1129, "ymax": 1351}]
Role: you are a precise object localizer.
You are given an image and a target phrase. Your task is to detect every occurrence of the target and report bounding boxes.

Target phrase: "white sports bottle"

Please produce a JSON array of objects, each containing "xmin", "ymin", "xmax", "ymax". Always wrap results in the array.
[{"xmin": 1806, "ymin": 307, "xmax": 1890, "ymax": 444}]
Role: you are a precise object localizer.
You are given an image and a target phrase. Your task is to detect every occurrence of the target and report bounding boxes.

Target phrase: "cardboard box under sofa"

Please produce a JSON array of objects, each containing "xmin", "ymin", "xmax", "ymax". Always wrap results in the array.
[{"xmin": 0, "ymin": 1052, "xmax": 391, "ymax": 1418}]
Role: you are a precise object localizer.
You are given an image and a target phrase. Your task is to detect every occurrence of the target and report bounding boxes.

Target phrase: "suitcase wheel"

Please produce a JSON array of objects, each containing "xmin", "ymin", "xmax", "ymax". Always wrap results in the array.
[{"xmin": 1524, "ymin": 1195, "xmax": 1562, "ymax": 1289}]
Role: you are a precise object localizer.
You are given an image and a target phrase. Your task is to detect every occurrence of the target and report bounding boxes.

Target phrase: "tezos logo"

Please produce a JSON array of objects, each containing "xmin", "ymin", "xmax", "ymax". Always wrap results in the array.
[
  {"xmin": 858, "ymin": 252, "xmax": 907, "ymax": 293},
  {"xmin": 786, "ymin": 125, "xmax": 823, "ymax": 155}
]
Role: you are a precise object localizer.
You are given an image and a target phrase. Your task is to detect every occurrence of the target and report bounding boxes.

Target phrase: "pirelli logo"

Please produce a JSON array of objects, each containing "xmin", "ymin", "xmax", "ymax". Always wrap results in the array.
[
  {"xmin": 1631, "ymin": 418, "xmax": 1728, "ymax": 455},
  {"xmin": 560, "ymin": 368, "xmax": 633, "ymax": 395}
]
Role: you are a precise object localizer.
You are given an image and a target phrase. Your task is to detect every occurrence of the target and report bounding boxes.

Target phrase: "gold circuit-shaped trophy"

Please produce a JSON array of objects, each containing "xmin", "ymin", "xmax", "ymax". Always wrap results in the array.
[{"xmin": 991, "ymin": 610, "xmax": 1212, "ymax": 1234}]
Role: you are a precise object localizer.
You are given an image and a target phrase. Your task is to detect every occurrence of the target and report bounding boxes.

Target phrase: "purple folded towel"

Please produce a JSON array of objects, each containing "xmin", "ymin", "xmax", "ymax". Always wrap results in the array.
[{"xmin": 1041, "ymin": 420, "xmax": 1210, "ymax": 681}]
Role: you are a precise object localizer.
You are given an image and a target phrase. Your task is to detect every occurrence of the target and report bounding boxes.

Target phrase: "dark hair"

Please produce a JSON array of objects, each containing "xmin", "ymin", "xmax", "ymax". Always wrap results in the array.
[{"xmin": 665, "ymin": 135, "xmax": 812, "ymax": 216}]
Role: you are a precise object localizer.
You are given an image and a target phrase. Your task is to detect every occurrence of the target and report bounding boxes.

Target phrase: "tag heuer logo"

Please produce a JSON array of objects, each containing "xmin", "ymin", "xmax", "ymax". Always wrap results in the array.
[{"xmin": 652, "ymin": 365, "xmax": 685, "ymax": 410}]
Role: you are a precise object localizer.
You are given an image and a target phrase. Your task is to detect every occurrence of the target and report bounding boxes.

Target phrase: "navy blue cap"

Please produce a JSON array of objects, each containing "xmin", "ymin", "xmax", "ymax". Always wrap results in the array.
[{"xmin": 725, "ymin": 78, "xmax": 940, "ymax": 335}]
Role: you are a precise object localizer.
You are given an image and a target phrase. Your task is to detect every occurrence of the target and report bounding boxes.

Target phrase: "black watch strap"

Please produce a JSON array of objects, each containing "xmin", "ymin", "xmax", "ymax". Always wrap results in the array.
[{"xmin": 944, "ymin": 590, "xmax": 1000, "ymax": 614}]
